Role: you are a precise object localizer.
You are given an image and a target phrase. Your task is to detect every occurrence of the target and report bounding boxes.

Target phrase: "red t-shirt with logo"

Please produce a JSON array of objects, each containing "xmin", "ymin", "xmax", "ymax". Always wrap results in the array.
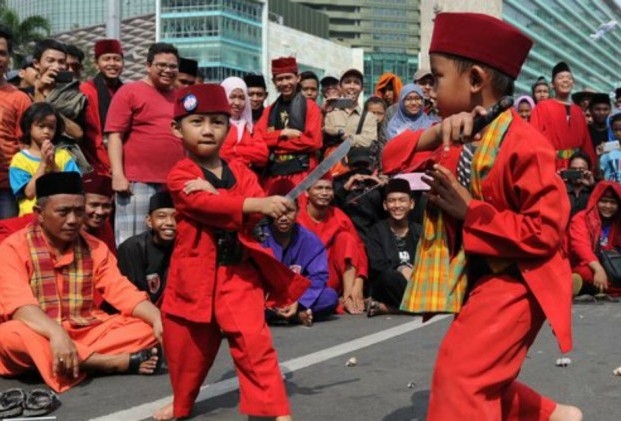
[{"xmin": 105, "ymin": 80, "xmax": 183, "ymax": 183}]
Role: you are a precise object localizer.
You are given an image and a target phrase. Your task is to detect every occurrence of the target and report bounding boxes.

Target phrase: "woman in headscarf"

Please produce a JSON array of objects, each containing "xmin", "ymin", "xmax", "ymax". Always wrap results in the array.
[
  {"xmin": 515, "ymin": 95, "xmax": 535, "ymax": 122},
  {"xmin": 374, "ymin": 73, "xmax": 403, "ymax": 106},
  {"xmin": 220, "ymin": 77, "xmax": 269, "ymax": 169},
  {"xmin": 385, "ymin": 84, "xmax": 435, "ymax": 141},
  {"xmin": 569, "ymin": 181, "xmax": 621, "ymax": 297}
]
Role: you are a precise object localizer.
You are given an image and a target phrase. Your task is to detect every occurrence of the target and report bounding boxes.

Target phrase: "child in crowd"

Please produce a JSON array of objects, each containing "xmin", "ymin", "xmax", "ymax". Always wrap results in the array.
[
  {"xmin": 600, "ymin": 111, "xmax": 621, "ymax": 182},
  {"xmin": 9, "ymin": 102, "xmax": 79, "ymax": 216},
  {"xmin": 154, "ymin": 83, "xmax": 309, "ymax": 421}
]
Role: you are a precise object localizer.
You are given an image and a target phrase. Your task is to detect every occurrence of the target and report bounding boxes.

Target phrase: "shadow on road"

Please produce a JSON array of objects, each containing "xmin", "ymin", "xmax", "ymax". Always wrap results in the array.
[{"xmin": 382, "ymin": 389, "xmax": 429, "ymax": 421}]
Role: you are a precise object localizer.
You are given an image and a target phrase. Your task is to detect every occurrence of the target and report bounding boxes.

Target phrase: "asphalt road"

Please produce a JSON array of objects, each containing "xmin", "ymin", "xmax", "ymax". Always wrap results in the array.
[{"xmin": 1, "ymin": 301, "xmax": 619, "ymax": 421}]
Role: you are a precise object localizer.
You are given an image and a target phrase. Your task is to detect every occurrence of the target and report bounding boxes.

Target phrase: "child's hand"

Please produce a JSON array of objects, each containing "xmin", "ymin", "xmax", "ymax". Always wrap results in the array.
[
  {"xmin": 259, "ymin": 195, "xmax": 295, "ymax": 219},
  {"xmin": 183, "ymin": 178, "xmax": 219, "ymax": 195},
  {"xmin": 280, "ymin": 128, "xmax": 302, "ymax": 139},
  {"xmin": 41, "ymin": 140, "xmax": 55, "ymax": 167},
  {"xmin": 440, "ymin": 106, "xmax": 488, "ymax": 151}
]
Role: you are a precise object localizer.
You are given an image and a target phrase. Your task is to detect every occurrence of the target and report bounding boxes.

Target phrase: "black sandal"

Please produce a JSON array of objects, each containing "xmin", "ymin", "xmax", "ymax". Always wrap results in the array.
[
  {"xmin": 0, "ymin": 388, "xmax": 25, "ymax": 418},
  {"xmin": 128, "ymin": 346, "xmax": 161, "ymax": 375},
  {"xmin": 367, "ymin": 300, "xmax": 380, "ymax": 318},
  {"xmin": 23, "ymin": 388, "xmax": 60, "ymax": 417}
]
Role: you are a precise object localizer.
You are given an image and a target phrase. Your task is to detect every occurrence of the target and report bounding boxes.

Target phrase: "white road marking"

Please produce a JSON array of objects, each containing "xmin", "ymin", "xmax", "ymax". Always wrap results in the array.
[{"xmin": 90, "ymin": 316, "xmax": 447, "ymax": 421}]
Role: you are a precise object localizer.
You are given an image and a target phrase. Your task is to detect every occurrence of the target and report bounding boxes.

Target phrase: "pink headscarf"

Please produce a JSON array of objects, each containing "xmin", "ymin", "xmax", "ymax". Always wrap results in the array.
[{"xmin": 220, "ymin": 77, "xmax": 253, "ymax": 141}]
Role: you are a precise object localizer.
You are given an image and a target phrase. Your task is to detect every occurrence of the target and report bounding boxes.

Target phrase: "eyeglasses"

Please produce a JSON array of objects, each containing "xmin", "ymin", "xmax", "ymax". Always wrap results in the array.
[{"xmin": 152, "ymin": 62, "xmax": 178, "ymax": 71}]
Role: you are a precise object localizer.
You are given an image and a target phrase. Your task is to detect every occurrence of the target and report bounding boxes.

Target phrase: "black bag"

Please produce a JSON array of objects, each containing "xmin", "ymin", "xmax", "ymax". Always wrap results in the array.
[{"xmin": 597, "ymin": 249, "xmax": 621, "ymax": 287}]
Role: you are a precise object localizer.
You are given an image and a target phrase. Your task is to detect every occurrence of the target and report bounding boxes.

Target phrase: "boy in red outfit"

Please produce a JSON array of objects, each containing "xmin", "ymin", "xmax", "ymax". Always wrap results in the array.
[
  {"xmin": 154, "ymin": 84, "xmax": 309, "ymax": 421},
  {"xmin": 382, "ymin": 12, "xmax": 581, "ymax": 420}
]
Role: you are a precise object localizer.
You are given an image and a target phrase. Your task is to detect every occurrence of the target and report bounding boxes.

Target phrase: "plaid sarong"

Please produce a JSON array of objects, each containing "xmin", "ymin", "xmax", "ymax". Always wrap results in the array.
[
  {"xmin": 401, "ymin": 110, "xmax": 513, "ymax": 314},
  {"xmin": 26, "ymin": 222, "xmax": 97, "ymax": 326},
  {"xmin": 114, "ymin": 182, "xmax": 163, "ymax": 246}
]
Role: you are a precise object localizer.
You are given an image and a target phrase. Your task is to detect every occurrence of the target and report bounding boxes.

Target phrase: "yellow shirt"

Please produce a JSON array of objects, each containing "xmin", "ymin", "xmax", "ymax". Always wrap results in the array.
[{"xmin": 9, "ymin": 149, "xmax": 80, "ymax": 216}]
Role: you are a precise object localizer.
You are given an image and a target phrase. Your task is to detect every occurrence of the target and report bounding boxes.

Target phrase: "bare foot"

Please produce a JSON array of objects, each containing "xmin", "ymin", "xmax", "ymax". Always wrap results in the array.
[
  {"xmin": 342, "ymin": 297, "xmax": 363, "ymax": 315},
  {"xmin": 275, "ymin": 416, "xmax": 292, "ymax": 421},
  {"xmin": 153, "ymin": 401, "xmax": 174, "ymax": 421},
  {"xmin": 550, "ymin": 403, "xmax": 582, "ymax": 421},
  {"xmin": 298, "ymin": 309, "xmax": 313, "ymax": 326}
]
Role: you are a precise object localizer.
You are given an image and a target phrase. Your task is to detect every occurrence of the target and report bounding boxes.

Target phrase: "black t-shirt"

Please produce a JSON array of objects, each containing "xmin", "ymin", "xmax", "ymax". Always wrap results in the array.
[
  {"xmin": 589, "ymin": 125, "xmax": 609, "ymax": 149},
  {"xmin": 117, "ymin": 231, "xmax": 173, "ymax": 305}
]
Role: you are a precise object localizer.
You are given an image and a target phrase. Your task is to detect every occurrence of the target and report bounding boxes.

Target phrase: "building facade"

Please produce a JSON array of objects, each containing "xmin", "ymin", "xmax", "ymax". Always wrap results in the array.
[
  {"xmin": 6, "ymin": 0, "xmax": 153, "ymax": 34},
  {"xmin": 292, "ymin": 0, "xmax": 420, "ymax": 92}
]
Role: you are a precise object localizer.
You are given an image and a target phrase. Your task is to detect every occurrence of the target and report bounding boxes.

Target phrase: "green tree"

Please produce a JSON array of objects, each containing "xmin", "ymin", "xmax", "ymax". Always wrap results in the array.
[{"xmin": 0, "ymin": 0, "xmax": 51, "ymax": 64}]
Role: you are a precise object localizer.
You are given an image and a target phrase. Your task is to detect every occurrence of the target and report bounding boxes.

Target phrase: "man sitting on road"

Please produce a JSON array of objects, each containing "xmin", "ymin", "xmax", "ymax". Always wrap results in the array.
[
  {"xmin": 262, "ymin": 181, "xmax": 338, "ymax": 326},
  {"xmin": 297, "ymin": 175, "xmax": 368, "ymax": 314},
  {"xmin": 0, "ymin": 172, "xmax": 162, "ymax": 393},
  {"xmin": 117, "ymin": 192, "xmax": 176, "ymax": 306}
]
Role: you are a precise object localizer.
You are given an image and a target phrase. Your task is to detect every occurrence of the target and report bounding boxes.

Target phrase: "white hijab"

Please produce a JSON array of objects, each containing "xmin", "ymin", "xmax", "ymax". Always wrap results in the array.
[{"xmin": 220, "ymin": 77, "xmax": 253, "ymax": 142}]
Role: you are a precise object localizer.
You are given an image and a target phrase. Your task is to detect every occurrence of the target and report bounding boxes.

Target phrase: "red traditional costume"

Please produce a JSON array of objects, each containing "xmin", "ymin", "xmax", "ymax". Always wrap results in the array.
[
  {"xmin": 530, "ymin": 98, "xmax": 595, "ymax": 170},
  {"xmin": 80, "ymin": 39, "xmax": 125, "ymax": 174},
  {"xmin": 221, "ymin": 120, "xmax": 269, "ymax": 168},
  {"xmin": 296, "ymin": 194, "xmax": 368, "ymax": 295},
  {"xmin": 161, "ymin": 84, "xmax": 309, "ymax": 418},
  {"xmin": 0, "ymin": 227, "xmax": 156, "ymax": 392},
  {"xmin": 382, "ymin": 13, "xmax": 572, "ymax": 420},
  {"xmin": 569, "ymin": 181, "xmax": 621, "ymax": 296},
  {"xmin": 254, "ymin": 57, "xmax": 323, "ymax": 191}
]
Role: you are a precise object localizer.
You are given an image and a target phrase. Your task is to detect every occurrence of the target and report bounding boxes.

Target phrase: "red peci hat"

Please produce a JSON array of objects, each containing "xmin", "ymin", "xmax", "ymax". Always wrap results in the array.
[
  {"xmin": 174, "ymin": 83, "xmax": 231, "ymax": 120},
  {"xmin": 271, "ymin": 57, "xmax": 298, "ymax": 76},
  {"xmin": 94, "ymin": 39, "xmax": 123, "ymax": 59},
  {"xmin": 83, "ymin": 173, "xmax": 113, "ymax": 197},
  {"xmin": 429, "ymin": 13, "xmax": 533, "ymax": 79}
]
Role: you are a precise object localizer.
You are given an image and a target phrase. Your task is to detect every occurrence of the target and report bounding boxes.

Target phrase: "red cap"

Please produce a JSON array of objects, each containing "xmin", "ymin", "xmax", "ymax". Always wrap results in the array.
[
  {"xmin": 174, "ymin": 83, "xmax": 231, "ymax": 120},
  {"xmin": 94, "ymin": 39, "xmax": 123, "ymax": 59},
  {"xmin": 271, "ymin": 57, "xmax": 298, "ymax": 75},
  {"xmin": 429, "ymin": 13, "xmax": 533, "ymax": 79},
  {"xmin": 82, "ymin": 173, "xmax": 113, "ymax": 197}
]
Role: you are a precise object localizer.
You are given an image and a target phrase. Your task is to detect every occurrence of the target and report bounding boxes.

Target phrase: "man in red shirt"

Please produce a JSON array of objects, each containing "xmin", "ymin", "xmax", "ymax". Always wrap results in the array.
[
  {"xmin": 81, "ymin": 39, "xmax": 125, "ymax": 175},
  {"xmin": 530, "ymin": 62, "xmax": 596, "ymax": 170},
  {"xmin": 254, "ymin": 57, "xmax": 323, "ymax": 192},
  {"xmin": 297, "ymin": 175, "xmax": 367, "ymax": 314},
  {"xmin": 105, "ymin": 43, "xmax": 183, "ymax": 246},
  {"xmin": 0, "ymin": 25, "xmax": 31, "ymax": 219}
]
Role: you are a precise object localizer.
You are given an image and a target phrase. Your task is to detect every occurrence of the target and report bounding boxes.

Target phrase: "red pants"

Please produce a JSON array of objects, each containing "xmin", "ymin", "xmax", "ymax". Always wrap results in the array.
[
  {"xmin": 427, "ymin": 275, "xmax": 557, "ymax": 420},
  {"xmin": 327, "ymin": 231, "xmax": 368, "ymax": 294},
  {"xmin": 162, "ymin": 268, "xmax": 289, "ymax": 418}
]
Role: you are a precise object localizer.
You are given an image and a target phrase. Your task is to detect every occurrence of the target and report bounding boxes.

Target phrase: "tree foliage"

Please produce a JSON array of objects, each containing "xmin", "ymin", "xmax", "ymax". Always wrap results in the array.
[{"xmin": 0, "ymin": 0, "xmax": 51, "ymax": 64}]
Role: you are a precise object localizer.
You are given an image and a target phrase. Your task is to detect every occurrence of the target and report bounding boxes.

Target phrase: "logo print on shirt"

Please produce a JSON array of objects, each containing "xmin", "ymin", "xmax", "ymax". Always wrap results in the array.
[{"xmin": 146, "ymin": 273, "xmax": 161, "ymax": 294}]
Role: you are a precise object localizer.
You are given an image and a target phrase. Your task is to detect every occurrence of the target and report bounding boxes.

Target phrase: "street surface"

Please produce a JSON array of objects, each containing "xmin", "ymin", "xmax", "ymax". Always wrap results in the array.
[{"xmin": 1, "ymin": 302, "xmax": 619, "ymax": 420}]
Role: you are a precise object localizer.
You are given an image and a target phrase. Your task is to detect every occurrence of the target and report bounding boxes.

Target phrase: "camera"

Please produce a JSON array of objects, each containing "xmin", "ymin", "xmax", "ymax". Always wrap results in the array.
[
  {"xmin": 54, "ymin": 71, "xmax": 74, "ymax": 83},
  {"xmin": 560, "ymin": 169, "xmax": 583, "ymax": 182}
]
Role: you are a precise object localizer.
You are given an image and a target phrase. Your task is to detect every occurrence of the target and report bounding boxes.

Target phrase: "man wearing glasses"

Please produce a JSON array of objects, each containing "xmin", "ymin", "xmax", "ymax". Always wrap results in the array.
[{"xmin": 105, "ymin": 43, "xmax": 183, "ymax": 246}]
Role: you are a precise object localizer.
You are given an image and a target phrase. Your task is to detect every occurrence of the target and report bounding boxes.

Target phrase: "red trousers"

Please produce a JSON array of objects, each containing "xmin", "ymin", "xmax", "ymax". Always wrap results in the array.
[
  {"xmin": 427, "ymin": 274, "xmax": 557, "ymax": 420},
  {"xmin": 327, "ymin": 231, "xmax": 368, "ymax": 294},
  {"xmin": 162, "ymin": 268, "xmax": 289, "ymax": 418}
]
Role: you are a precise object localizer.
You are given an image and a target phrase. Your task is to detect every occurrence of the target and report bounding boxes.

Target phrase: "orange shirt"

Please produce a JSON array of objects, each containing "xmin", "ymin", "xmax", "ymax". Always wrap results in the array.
[
  {"xmin": 0, "ymin": 228, "xmax": 148, "ymax": 323},
  {"xmin": 0, "ymin": 84, "xmax": 31, "ymax": 189}
]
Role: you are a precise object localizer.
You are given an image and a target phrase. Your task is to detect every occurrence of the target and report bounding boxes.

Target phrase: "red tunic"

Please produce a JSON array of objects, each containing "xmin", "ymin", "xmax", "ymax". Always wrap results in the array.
[
  {"xmin": 529, "ymin": 99, "xmax": 595, "ymax": 170},
  {"xmin": 253, "ymin": 99, "xmax": 323, "ymax": 190},
  {"xmin": 220, "ymin": 124, "xmax": 269, "ymax": 168},
  {"xmin": 80, "ymin": 80, "xmax": 113, "ymax": 174},
  {"xmin": 569, "ymin": 181, "xmax": 621, "ymax": 296},
  {"xmin": 383, "ymin": 110, "xmax": 572, "ymax": 353},
  {"xmin": 163, "ymin": 158, "xmax": 309, "ymax": 323},
  {"xmin": 296, "ymin": 195, "xmax": 368, "ymax": 293}
]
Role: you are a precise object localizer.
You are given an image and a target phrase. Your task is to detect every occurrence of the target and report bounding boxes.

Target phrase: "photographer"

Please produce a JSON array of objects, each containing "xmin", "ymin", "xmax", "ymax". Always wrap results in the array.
[
  {"xmin": 323, "ymin": 69, "xmax": 378, "ymax": 175},
  {"xmin": 32, "ymin": 39, "xmax": 85, "ymax": 144},
  {"xmin": 334, "ymin": 148, "xmax": 387, "ymax": 244},
  {"xmin": 563, "ymin": 151, "xmax": 595, "ymax": 217}
]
